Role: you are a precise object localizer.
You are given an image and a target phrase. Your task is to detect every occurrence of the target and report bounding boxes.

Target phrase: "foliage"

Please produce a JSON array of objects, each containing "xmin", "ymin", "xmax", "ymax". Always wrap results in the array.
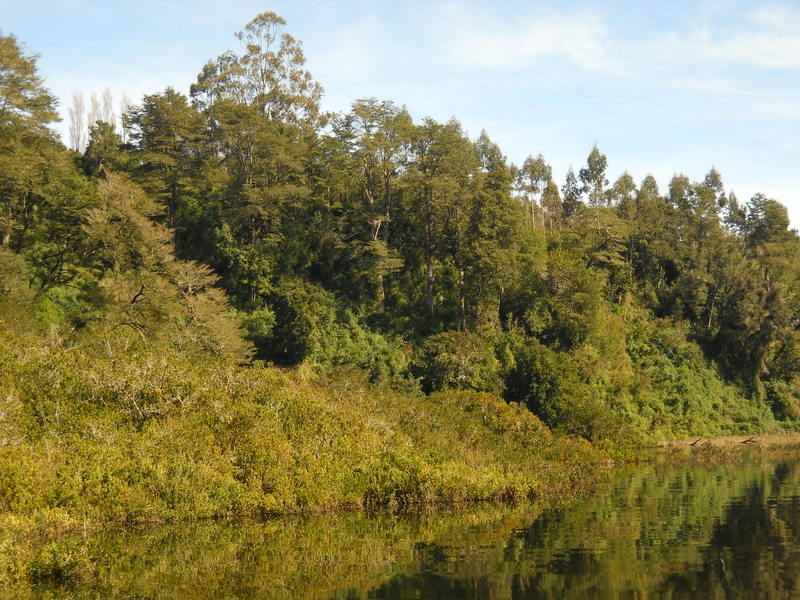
[
  {"xmin": 0, "ymin": 328, "xmax": 601, "ymax": 539},
  {"xmin": 0, "ymin": 19, "xmax": 798, "ymax": 550},
  {"xmin": 415, "ymin": 330, "xmax": 502, "ymax": 394}
]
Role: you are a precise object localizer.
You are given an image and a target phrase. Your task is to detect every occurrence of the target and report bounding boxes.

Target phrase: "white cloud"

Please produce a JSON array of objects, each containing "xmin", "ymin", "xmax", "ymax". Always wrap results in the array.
[
  {"xmin": 648, "ymin": 5, "xmax": 800, "ymax": 69},
  {"xmin": 432, "ymin": 2, "xmax": 800, "ymax": 79},
  {"xmin": 750, "ymin": 97, "xmax": 800, "ymax": 121},
  {"xmin": 702, "ymin": 12, "xmax": 800, "ymax": 68},
  {"xmin": 420, "ymin": 0, "xmax": 800, "ymax": 117},
  {"xmin": 432, "ymin": 3, "xmax": 618, "ymax": 73}
]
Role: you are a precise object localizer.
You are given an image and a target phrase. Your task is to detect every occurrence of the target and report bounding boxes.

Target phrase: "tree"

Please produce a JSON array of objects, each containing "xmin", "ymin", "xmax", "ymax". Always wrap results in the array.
[
  {"xmin": 639, "ymin": 175, "xmax": 659, "ymax": 200},
  {"xmin": 541, "ymin": 180, "xmax": 562, "ymax": 231},
  {"xmin": 401, "ymin": 118, "xmax": 478, "ymax": 317},
  {"xmin": 0, "ymin": 34, "xmax": 61, "ymax": 250},
  {"xmin": 187, "ymin": 14, "xmax": 325, "ymax": 308},
  {"xmin": 610, "ymin": 171, "xmax": 636, "ymax": 214},
  {"xmin": 561, "ymin": 166, "xmax": 582, "ymax": 218},
  {"xmin": 191, "ymin": 12, "xmax": 322, "ymax": 125},
  {"xmin": 79, "ymin": 173, "xmax": 250, "ymax": 357},
  {"xmin": 0, "ymin": 34, "xmax": 58, "ymax": 137},
  {"xmin": 415, "ymin": 330, "xmax": 501, "ymax": 393},
  {"xmin": 326, "ymin": 98, "xmax": 411, "ymax": 309},
  {"xmin": 101, "ymin": 87, "xmax": 115, "ymax": 126},
  {"xmin": 579, "ymin": 144, "xmax": 608, "ymax": 206},
  {"xmin": 515, "ymin": 154, "xmax": 551, "ymax": 229},
  {"xmin": 743, "ymin": 194, "xmax": 793, "ymax": 248},
  {"xmin": 68, "ymin": 91, "xmax": 87, "ymax": 151},
  {"xmin": 463, "ymin": 131, "xmax": 521, "ymax": 329},
  {"xmin": 82, "ymin": 120, "xmax": 123, "ymax": 177},
  {"xmin": 125, "ymin": 88, "xmax": 204, "ymax": 229}
]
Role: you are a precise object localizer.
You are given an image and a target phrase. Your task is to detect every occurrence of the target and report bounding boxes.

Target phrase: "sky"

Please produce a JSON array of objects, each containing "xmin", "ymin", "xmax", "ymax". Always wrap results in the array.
[{"xmin": 3, "ymin": 0, "xmax": 799, "ymax": 225}]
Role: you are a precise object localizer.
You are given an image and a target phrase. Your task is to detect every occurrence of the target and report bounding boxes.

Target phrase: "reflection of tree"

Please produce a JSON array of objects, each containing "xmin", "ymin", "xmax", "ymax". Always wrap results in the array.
[
  {"xmin": 16, "ymin": 458, "xmax": 800, "ymax": 599},
  {"xmin": 368, "ymin": 458, "xmax": 800, "ymax": 599},
  {"xmin": 699, "ymin": 465, "xmax": 800, "ymax": 599}
]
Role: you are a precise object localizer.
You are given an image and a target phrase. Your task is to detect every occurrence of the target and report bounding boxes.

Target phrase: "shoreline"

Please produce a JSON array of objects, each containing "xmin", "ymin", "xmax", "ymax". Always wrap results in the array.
[{"xmin": 657, "ymin": 432, "xmax": 800, "ymax": 448}]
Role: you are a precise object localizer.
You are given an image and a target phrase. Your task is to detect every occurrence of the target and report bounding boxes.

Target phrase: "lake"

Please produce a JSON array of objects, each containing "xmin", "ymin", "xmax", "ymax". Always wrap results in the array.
[{"xmin": 23, "ymin": 449, "xmax": 800, "ymax": 599}]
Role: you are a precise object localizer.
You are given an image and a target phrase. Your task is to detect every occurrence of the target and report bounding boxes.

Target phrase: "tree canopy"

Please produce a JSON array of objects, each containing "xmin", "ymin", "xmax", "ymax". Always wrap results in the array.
[{"xmin": 2, "ymin": 20, "xmax": 800, "ymax": 443}]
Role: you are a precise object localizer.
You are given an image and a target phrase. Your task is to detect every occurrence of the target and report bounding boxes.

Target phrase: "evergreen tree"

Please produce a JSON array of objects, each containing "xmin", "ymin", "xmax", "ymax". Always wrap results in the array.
[
  {"xmin": 579, "ymin": 144, "xmax": 609, "ymax": 206},
  {"xmin": 561, "ymin": 166, "xmax": 582, "ymax": 218}
]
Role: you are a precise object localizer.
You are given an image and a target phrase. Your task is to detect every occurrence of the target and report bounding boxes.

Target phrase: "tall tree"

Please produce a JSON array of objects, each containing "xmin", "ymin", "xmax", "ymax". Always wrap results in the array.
[
  {"xmin": 68, "ymin": 91, "xmax": 86, "ymax": 151},
  {"xmin": 125, "ymin": 88, "xmax": 205, "ymax": 230},
  {"xmin": 401, "ymin": 118, "xmax": 478, "ymax": 317},
  {"xmin": 188, "ymin": 13, "xmax": 325, "ymax": 307},
  {"xmin": 610, "ymin": 171, "xmax": 636, "ymax": 214},
  {"xmin": 463, "ymin": 132, "xmax": 522, "ymax": 329},
  {"xmin": 0, "ymin": 34, "xmax": 61, "ymax": 250},
  {"xmin": 561, "ymin": 166, "xmax": 582, "ymax": 219},
  {"xmin": 579, "ymin": 144, "xmax": 609, "ymax": 207},
  {"xmin": 515, "ymin": 154, "xmax": 551, "ymax": 229},
  {"xmin": 328, "ymin": 99, "xmax": 411, "ymax": 308},
  {"xmin": 191, "ymin": 12, "xmax": 322, "ymax": 125}
]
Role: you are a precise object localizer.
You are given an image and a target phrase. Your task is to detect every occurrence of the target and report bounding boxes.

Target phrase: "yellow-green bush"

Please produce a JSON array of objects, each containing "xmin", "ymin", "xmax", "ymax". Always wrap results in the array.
[{"xmin": 0, "ymin": 327, "xmax": 604, "ymax": 543}]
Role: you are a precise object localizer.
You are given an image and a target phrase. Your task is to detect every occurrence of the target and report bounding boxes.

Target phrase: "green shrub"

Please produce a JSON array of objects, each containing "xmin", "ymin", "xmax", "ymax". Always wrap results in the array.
[{"xmin": 415, "ymin": 330, "xmax": 502, "ymax": 394}]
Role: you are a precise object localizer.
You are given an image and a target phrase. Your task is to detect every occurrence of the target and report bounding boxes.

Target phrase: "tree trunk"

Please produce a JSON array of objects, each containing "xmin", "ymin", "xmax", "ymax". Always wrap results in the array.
[
  {"xmin": 426, "ymin": 248, "xmax": 435, "ymax": 314},
  {"xmin": 459, "ymin": 268, "xmax": 467, "ymax": 331},
  {"xmin": 169, "ymin": 180, "xmax": 177, "ymax": 229},
  {"xmin": 377, "ymin": 273, "xmax": 385, "ymax": 311},
  {"xmin": 1, "ymin": 207, "xmax": 10, "ymax": 248},
  {"xmin": 706, "ymin": 287, "xmax": 717, "ymax": 332}
]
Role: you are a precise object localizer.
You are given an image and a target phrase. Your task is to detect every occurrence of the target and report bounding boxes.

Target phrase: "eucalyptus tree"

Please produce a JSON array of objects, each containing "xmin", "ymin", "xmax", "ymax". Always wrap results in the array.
[
  {"xmin": 188, "ymin": 13, "xmax": 325, "ymax": 306},
  {"xmin": 400, "ymin": 118, "xmax": 479, "ymax": 318},
  {"xmin": 610, "ymin": 172, "xmax": 636, "ymax": 215},
  {"xmin": 191, "ymin": 12, "xmax": 322, "ymax": 125},
  {"xmin": 561, "ymin": 166, "xmax": 582, "ymax": 219},
  {"xmin": 515, "ymin": 154, "xmax": 551, "ymax": 229},
  {"xmin": 541, "ymin": 179, "xmax": 562, "ymax": 231},
  {"xmin": 328, "ymin": 98, "xmax": 411, "ymax": 309},
  {"xmin": 579, "ymin": 144, "xmax": 609, "ymax": 206}
]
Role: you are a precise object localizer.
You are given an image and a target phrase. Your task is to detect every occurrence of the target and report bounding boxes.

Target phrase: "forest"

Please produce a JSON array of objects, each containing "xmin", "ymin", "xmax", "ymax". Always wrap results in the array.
[{"xmin": 1, "ymin": 13, "xmax": 799, "ymax": 569}]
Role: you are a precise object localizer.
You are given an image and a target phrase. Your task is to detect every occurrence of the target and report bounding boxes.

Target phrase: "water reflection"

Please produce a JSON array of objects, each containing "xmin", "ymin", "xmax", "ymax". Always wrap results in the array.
[
  {"xmin": 20, "ymin": 453, "xmax": 800, "ymax": 599},
  {"xmin": 365, "ymin": 457, "xmax": 800, "ymax": 599}
]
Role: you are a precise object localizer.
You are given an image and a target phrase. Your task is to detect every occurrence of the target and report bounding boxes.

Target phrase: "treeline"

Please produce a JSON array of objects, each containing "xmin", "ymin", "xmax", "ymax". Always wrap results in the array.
[{"xmin": 1, "ymin": 13, "xmax": 799, "ymax": 442}]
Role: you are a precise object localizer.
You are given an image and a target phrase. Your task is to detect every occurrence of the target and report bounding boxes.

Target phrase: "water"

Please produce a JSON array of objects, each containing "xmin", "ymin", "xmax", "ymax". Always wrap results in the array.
[{"xmin": 22, "ymin": 452, "xmax": 800, "ymax": 599}]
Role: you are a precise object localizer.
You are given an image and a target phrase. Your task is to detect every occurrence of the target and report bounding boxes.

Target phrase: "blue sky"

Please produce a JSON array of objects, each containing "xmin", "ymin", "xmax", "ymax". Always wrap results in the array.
[{"xmin": 3, "ymin": 0, "xmax": 799, "ymax": 225}]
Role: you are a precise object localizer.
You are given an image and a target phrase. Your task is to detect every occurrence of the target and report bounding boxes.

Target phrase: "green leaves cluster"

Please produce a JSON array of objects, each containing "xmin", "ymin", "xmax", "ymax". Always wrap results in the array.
[{"xmin": 2, "ymin": 13, "xmax": 800, "ymax": 448}]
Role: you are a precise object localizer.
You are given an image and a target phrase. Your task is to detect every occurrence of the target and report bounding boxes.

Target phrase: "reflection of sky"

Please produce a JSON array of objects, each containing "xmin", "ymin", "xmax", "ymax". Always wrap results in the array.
[{"xmin": 4, "ymin": 0, "xmax": 799, "ymax": 226}]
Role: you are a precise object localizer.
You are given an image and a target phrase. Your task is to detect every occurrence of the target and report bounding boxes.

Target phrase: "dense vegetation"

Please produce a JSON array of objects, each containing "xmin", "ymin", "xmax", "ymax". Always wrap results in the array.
[
  {"xmin": 1, "ymin": 11, "xmax": 799, "ymax": 559},
  {"xmin": 4, "ymin": 453, "xmax": 799, "ymax": 597}
]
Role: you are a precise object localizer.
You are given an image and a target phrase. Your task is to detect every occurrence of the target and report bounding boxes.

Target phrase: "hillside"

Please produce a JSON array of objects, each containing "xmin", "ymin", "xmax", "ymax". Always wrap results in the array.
[{"xmin": 1, "ymin": 13, "xmax": 799, "ymax": 544}]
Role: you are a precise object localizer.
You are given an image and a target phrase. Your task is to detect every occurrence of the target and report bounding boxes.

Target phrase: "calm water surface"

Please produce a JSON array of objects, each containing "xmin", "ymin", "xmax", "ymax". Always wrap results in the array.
[{"xmin": 26, "ymin": 452, "xmax": 800, "ymax": 599}]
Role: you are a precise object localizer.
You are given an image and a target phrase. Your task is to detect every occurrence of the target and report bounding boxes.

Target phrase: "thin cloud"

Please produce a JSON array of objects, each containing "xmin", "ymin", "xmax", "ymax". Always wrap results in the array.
[
  {"xmin": 750, "ymin": 97, "xmax": 800, "ymax": 121},
  {"xmin": 433, "ymin": 2, "xmax": 800, "ymax": 77},
  {"xmin": 650, "ymin": 5, "xmax": 800, "ymax": 69},
  {"xmin": 433, "ymin": 3, "xmax": 618, "ymax": 73}
]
